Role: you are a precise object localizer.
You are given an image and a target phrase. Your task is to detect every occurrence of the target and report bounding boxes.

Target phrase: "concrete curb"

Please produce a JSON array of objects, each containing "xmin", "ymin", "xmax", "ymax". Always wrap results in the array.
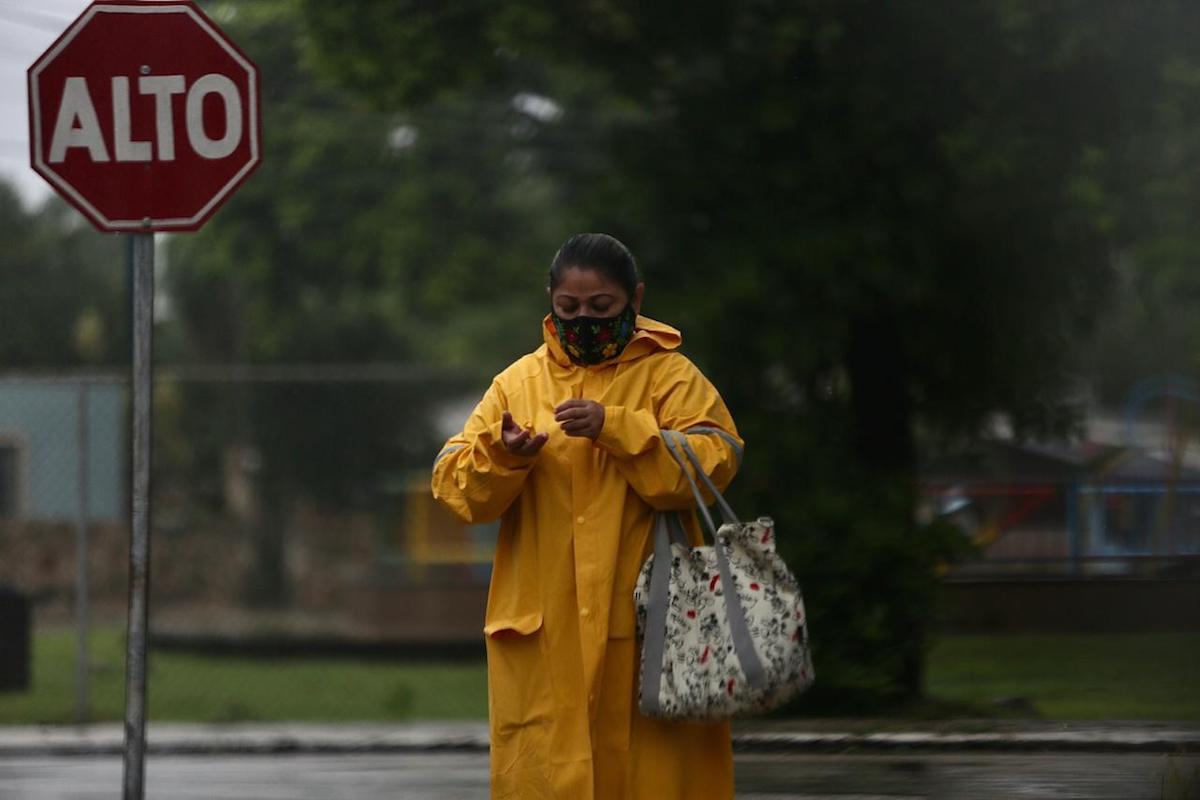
[
  {"xmin": 1, "ymin": 722, "xmax": 1197, "ymax": 757},
  {"xmin": 0, "ymin": 723, "xmax": 489, "ymax": 757},
  {"xmin": 733, "ymin": 730, "xmax": 1200, "ymax": 754}
]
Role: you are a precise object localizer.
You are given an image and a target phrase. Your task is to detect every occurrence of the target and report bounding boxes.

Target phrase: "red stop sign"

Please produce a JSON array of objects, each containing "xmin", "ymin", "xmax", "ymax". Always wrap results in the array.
[{"xmin": 27, "ymin": 1, "xmax": 261, "ymax": 233}]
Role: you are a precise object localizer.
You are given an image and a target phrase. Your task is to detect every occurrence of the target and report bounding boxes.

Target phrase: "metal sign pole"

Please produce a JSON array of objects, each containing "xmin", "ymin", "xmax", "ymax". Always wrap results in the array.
[
  {"xmin": 75, "ymin": 381, "xmax": 90, "ymax": 724},
  {"xmin": 122, "ymin": 232, "xmax": 154, "ymax": 800},
  {"xmin": 29, "ymin": 6, "xmax": 259, "ymax": 790}
]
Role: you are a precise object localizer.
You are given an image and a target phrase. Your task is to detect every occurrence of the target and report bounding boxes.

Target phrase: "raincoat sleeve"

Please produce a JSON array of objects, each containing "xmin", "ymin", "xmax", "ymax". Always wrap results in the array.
[
  {"xmin": 594, "ymin": 354, "xmax": 743, "ymax": 510},
  {"xmin": 431, "ymin": 379, "xmax": 537, "ymax": 524}
]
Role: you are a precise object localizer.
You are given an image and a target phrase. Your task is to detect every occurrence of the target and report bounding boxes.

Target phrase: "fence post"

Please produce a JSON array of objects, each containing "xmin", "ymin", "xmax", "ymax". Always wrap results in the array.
[
  {"xmin": 75, "ymin": 381, "xmax": 90, "ymax": 724},
  {"xmin": 1066, "ymin": 482, "xmax": 1081, "ymax": 575}
]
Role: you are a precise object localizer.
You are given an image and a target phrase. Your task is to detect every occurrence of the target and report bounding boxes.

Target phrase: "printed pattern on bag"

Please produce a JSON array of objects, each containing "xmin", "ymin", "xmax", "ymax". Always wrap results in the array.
[{"xmin": 635, "ymin": 516, "xmax": 814, "ymax": 720}]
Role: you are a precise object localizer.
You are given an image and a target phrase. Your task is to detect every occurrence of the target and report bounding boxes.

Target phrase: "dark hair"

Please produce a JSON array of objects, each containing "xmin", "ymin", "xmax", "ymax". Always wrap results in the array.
[{"xmin": 548, "ymin": 233, "xmax": 640, "ymax": 298}]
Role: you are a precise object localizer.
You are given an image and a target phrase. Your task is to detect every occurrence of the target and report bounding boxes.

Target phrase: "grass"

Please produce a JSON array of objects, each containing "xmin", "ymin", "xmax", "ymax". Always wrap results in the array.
[
  {"xmin": 926, "ymin": 633, "xmax": 1200, "ymax": 721},
  {"xmin": 0, "ymin": 626, "xmax": 488, "ymax": 724},
  {"xmin": 0, "ymin": 628, "xmax": 1196, "ymax": 723}
]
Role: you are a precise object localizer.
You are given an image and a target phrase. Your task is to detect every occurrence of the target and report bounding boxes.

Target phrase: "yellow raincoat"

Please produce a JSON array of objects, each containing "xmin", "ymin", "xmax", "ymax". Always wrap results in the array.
[{"xmin": 432, "ymin": 314, "xmax": 743, "ymax": 799}]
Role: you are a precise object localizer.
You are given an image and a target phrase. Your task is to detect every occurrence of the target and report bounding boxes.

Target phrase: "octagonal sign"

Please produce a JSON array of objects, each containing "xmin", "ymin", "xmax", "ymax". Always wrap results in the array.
[{"xmin": 28, "ymin": 1, "xmax": 261, "ymax": 232}]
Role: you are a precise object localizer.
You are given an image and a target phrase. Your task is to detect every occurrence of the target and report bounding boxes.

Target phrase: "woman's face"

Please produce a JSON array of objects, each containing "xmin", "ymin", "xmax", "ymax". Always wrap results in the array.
[{"xmin": 550, "ymin": 266, "xmax": 644, "ymax": 319}]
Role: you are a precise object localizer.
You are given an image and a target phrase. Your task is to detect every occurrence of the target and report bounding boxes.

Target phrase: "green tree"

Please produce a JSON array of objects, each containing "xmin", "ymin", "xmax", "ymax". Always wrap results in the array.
[
  {"xmin": 0, "ymin": 185, "xmax": 125, "ymax": 367},
  {"xmin": 163, "ymin": 0, "xmax": 574, "ymax": 605},
  {"xmin": 1083, "ymin": 35, "xmax": 1200, "ymax": 408},
  {"xmin": 300, "ymin": 0, "xmax": 1184, "ymax": 704}
]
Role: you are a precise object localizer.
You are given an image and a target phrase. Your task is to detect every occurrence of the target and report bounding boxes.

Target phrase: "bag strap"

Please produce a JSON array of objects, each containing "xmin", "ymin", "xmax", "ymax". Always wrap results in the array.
[
  {"xmin": 639, "ymin": 512, "xmax": 688, "ymax": 716},
  {"xmin": 653, "ymin": 430, "xmax": 766, "ymax": 692},
  {"xmin": 660, "ymin": 431, "xmax": 719, "ymax": 540},
  {"xmin": 673, "ymin": 433, "xmax": 739, "ymax": 525}
]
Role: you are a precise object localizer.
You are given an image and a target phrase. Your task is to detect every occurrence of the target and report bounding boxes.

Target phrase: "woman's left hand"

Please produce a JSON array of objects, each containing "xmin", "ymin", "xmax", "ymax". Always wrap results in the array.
[{"xmin": 554, "ymin": 399, "xmax": 605, "ymax": 440}]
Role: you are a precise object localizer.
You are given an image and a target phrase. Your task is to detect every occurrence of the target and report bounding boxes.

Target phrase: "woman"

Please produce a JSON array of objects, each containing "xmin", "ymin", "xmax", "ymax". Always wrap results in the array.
[{"xmin": 431, "ymin": 233, "xmax": 743, "ymax": 799}]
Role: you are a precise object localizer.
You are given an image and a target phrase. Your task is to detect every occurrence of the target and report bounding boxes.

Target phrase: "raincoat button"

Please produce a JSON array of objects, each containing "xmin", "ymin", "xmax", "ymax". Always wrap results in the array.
[
  {"xmin": 580, "ymin": 607, "xmax": 590, "ymax": 618},
  {"xmin": 576, "ymin": 515, "xmax": 585, "ymax": 524}
]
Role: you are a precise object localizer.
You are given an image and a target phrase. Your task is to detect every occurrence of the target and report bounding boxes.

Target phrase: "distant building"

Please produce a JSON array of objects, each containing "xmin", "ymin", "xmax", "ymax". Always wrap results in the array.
[
  {"xmin": 923, "ymin": 437, "xmax": 1200, "ymax": 576},
  {"xmin": 0, "ymin": 378, "xmax": 123, "ymax": 523}
]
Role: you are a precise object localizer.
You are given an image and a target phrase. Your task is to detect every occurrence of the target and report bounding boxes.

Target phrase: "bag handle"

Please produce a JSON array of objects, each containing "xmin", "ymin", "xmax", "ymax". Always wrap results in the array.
[
  {"xmin": 664, "ymin": 431, "xmax": 739, "ymax": 526},
  {"xmin": 660, "ymin": 433, "xmax": 718, "ymax": 541},
  {"xmin": 642, "ymin": 430, "xmax": 765, "ymax": 698}
]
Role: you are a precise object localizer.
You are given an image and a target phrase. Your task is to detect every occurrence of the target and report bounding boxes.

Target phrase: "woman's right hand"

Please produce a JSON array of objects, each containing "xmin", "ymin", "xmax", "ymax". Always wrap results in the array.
[{"xmin": 501, "ymin": 411, "xmax": 549, "ymax": 457}]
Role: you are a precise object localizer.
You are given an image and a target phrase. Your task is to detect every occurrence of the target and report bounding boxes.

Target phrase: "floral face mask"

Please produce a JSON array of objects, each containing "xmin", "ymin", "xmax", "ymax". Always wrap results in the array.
[{"xmin": 552, "ymin": 303, "xmax": 637, "ymax": 365}]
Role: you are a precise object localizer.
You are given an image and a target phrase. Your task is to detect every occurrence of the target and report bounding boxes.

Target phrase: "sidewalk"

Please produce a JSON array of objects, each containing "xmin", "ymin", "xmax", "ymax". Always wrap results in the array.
[{"xmin": 0, "ymin": 720, "xmax": 1196, "ymax": 757}]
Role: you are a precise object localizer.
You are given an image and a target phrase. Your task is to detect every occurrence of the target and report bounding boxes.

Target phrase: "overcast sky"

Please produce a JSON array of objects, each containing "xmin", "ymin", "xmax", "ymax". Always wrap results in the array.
[{"xmin": 0, "ymin": 0, "xmax": 91, "ymax": 208}]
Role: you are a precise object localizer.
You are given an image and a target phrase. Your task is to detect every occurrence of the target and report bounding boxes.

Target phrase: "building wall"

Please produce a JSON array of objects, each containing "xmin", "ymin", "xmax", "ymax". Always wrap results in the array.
[{"xmin": 0, "ymin": 381, "xmax": 123, "ymax": 522}]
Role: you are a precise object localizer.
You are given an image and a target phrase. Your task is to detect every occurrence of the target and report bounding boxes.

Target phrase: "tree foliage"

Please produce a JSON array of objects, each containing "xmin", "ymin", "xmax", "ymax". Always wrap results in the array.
[
  {"xmin": 0, "ymin": 186, "xmax": 125, "ymax": 368},
  {"xmin": 115, "ymin": 0, "xmax": 1200, "ymax": 700},
  {"xmin": 295, "ymin": 0, "xmax": 1200, "ymax": 704},
  {"xmin": 163, "ymin": 0, "xmax": 582, "ymax": 604},
  {"xmin": 170, "ymin": 2, "xmax": 577, "ymax": 372},
  {"xmin": 1083, "ymin": 19, "xmax": 1200, "ymax": 406}
]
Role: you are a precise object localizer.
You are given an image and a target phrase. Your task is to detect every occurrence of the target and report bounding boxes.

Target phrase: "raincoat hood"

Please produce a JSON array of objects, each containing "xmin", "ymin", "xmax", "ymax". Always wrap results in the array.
[{"xmin": 542, "ymin": 312, "xmax": 682, "ymax": 367}]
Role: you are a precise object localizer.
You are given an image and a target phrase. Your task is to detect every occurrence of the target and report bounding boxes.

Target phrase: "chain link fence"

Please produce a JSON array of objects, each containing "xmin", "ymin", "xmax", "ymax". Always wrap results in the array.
[
  {"xmin": 4, "ymin": 369, "xmax": 1199, "ymax": 722},
  {"xmin": 0, "ymin": 367, "xmax": 496, "ymax": 722}
]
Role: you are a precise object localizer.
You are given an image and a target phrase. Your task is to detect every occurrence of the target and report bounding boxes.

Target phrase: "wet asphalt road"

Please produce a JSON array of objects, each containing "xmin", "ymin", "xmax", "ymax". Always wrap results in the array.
[{"xmin": 0, "ymin": 751, "xmax": 1196, "ymax": 799}]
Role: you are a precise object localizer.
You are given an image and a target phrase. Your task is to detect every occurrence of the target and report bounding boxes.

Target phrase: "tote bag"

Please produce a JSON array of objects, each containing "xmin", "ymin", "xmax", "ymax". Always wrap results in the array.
[{"xmin": 634, "ymin": 430, "xmax": 814, "ymax": 720}]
